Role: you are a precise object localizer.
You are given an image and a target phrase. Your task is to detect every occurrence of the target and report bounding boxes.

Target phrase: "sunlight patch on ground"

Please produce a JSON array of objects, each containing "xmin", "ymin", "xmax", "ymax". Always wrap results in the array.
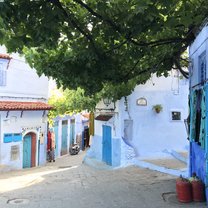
[{"xmin": 0, "ymin": 165, "xmax": 78, "ymax": 193}]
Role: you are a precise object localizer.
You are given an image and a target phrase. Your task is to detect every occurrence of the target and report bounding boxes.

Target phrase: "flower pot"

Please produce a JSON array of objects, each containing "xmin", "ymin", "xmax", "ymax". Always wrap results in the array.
[{"xmin": 155, "ymin": 109, "xmax": 161, "ymax": 113}]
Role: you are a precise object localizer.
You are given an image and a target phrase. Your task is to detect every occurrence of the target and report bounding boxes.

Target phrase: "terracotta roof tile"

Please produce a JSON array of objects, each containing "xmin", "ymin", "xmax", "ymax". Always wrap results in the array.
[
  {"xmin": 95, "ymin": 114, "xmax": 113, "ymax": 121},
  {"xmin": 0, "ymin": 101, "xmax": 53, "ymax": 111},
  {"xmin": 0, "ymin": 54, "xmax": 12, "ymax": 60}
]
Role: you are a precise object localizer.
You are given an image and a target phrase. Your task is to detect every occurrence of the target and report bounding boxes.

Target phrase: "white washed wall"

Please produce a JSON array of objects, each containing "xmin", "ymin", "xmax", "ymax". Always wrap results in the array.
[
  {"xmin": 189, "ymin": 26, "xmax": 208, "ymax": 88},
  {"xmin": 54, "ymin": 113, "xmax": 87, "ymax": 156},
  {"xmin": 0, "ymin": 110, "xmax": 48, "ymax": 169},
  {"xmin": 0, "ymin": 46, "xmax": 49, "ymax": 100},
  {"xmin": 93, "ymin": 73, "xmax": 189, "ymax": 162}
]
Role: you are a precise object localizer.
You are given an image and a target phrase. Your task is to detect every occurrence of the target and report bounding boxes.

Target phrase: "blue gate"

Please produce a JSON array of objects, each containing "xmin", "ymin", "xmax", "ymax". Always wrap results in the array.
[
  {"xmin": 23, "ymin": 135, "xmax": 32, "ymax": 168},
  {"xmin": 70, "ymin": 119, "xmax": 75, "ymax": 146},
  {"xmin": 54, "ymin": 121, "xmax": 59, "ymax": 157},
  {"xmin": 102, "ymin": 125, "xmax": 112, "ymax": 165},
  {"xmin": 61, "ymin": 120, "xmax": 68, "ymax": 155}
]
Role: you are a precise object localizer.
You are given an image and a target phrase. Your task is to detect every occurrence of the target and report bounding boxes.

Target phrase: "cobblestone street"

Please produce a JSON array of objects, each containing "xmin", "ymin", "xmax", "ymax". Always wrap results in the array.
[{"xmin": 0, "ymin": 152, "xmax": 206, "ymax": 208}]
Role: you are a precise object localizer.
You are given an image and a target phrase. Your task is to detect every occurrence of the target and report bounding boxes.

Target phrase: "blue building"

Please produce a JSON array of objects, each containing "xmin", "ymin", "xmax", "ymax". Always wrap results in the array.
[{"xmin": 189, "ymin": 24, "xmax": 208, "ymax": 201}]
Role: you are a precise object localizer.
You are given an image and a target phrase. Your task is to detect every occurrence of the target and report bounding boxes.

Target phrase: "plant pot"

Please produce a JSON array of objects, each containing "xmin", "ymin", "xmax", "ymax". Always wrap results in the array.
[{"xmin": 155, "ymin": 109, "xmax": 161, "ymax": 113}]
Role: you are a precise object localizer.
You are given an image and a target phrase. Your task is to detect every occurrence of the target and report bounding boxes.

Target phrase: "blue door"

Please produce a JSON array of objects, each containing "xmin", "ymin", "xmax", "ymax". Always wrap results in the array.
[
  {"xmin": 61, "ymin": 120, "xmax": 68, "ymax": 155},
  {"xmin": 70, "ymin": 119, "xmax": 75, "ymax": 145},
  {"xmin": 54, "ymin": 121, "xmax": 59, "ymax": 157},
  {"xmin": 102, "ymin": 125, "xmax": 112, "ymax": 165},
  {"xmin": 23, "ymin": 135, "xmax": 32, "ymax": 168}
]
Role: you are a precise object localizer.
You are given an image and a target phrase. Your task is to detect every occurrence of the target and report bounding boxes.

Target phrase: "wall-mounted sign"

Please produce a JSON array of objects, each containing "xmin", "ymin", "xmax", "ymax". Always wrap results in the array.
[{"xmin": 136, "ymin": 98, "xmax": 147, "ymax": 106}]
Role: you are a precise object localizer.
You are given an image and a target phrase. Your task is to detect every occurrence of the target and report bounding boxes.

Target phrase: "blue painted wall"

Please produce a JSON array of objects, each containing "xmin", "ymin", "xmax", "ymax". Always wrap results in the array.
[
  {"xmin": 86, "ymin": 134, "xmax": 121, "ymax": 167},
  {"xmin": 190, "ymin": 142, "xmax": 205, "ymax": 181}
]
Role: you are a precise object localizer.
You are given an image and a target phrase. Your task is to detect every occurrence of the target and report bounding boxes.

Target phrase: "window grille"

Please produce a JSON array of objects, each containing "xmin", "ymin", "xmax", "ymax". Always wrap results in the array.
[
  {"xmin": 171, "ymin": 111, "xmax": 181, "ymax": 121},
  {"xmin": 199, "ymin": 52, "xmax": 206, "ymax": 84},
  {"xmin": 10, "ymin": 145, "xmax": 20, "ymax": 161}
]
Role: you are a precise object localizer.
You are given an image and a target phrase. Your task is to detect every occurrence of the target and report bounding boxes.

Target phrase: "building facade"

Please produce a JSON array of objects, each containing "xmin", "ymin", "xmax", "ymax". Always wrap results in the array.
[
  {"xmin": 0, "ymin": 46, "xmax": 52, "ymax": 170},
  {"xmin": 189, "ymin": 24, "xmax": 208, "ymax": 201},
  {"xmin": 53, "ymin": 113, "xmax": 89, "ymax": 157},
  {"xmin": 87, "ymin": 70, "xmax": 189, "ymax": 167}
]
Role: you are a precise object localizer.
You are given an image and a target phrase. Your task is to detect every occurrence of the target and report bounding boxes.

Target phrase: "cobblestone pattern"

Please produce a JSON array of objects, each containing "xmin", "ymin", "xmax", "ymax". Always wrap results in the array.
[{"xmin": 0, "ymin": 152, "xmax": 206, "ymax": 208}]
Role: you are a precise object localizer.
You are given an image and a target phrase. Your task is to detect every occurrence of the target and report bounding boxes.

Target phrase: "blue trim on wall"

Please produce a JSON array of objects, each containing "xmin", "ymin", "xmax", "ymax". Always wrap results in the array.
[
  {"xmin": 3, "ymin": 133, "xmax": 22, "ymax": 143},
  {"xmin": 13, "ymin": 133, "xmax": 22, "ymax": 142},
  {"xmin": 205, "ymin": 84, "xmax": 208, "ymax": 203},
  {"xmin": 190, "ymin": 142, "xmax": 205, "ymax": 182},
  {"xmin": 3, "ymin": 134, "xmax": 13, "ymax": 143}
]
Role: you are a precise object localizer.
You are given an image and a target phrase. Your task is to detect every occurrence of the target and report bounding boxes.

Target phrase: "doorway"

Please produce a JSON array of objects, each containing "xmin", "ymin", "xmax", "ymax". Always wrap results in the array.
[
  {"xmin": 102, "ymin": 125, "xmax": 112, "ymax": 165},
  {"xmin": 23, "ymin": 132, "xmax": 36, "ymax": 168},
  {"xmin": 61, "ymin": 120, "xmax": 68, "ymax": 155}
]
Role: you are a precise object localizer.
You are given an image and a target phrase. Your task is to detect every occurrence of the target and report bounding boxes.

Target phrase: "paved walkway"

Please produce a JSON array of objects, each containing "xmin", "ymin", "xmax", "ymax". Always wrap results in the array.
[{"xmin": 0, "ymin": 152, "xmax": 206, "ymax": 208}]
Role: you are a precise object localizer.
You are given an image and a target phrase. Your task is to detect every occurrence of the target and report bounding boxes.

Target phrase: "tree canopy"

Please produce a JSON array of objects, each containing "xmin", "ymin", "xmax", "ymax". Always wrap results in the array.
[
  {"xmin": 0, "ymin": 0, "xmax": 207, "ymax": 99},
  {"xmin": 48, "ymin": 87, "xmax": 98, "ymax": 124},
  {"xmin": 49, "ymin": 87, "xmax": 98, "ymax": 115}
]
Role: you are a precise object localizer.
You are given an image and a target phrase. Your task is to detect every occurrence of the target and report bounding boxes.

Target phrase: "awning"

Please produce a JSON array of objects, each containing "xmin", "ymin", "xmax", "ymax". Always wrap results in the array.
[
  {"xmin": 95, "ymin": 114, "xmax": 113, "ymax": 121},
  {"xmin": 0, "ymin": 101, "xmax": 53, "ymax": 111}
]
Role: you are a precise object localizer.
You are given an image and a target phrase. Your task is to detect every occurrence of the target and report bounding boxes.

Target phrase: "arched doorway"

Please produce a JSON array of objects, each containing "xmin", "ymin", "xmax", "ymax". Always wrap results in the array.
[{"xmin": 23, "ymin": 132, "xmax": 37, "ymax": 168}]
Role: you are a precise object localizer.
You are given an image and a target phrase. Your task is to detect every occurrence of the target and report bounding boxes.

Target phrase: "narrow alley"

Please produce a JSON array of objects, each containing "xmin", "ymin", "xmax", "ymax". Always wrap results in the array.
[{"xmin": 0, "ymin": 152, "xmax": 206, "ymax": 208}]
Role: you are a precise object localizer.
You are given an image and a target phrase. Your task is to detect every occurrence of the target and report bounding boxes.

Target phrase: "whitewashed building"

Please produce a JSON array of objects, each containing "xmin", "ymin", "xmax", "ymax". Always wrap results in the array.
[
  {"xmin": 87, "ymin": 70, "xmax": 189, "ymax": 167},
  {"xmin": 0, "ymin": 46, "xmax": 52, "ymax": 170},
  {"xmin": 53, "ymin": 113, "xmax": 89, "ymax": 157},
  {"xmin": 188, "ymin": 24, "xmax": 208, "ymax": 201}
]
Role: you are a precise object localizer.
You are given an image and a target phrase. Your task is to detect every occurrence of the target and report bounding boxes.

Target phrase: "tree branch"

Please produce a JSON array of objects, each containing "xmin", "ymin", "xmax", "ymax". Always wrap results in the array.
[
  {"xmin": 105, "ymin": 40, "xmax": 128, "ymax": 53},
  {"xmin": 124, "ymin": 57, "xmax": 164, "ymax": 80},
  {"xmin": 129, "ymin": 37, "xmax": 184, "ymax": 47},
  {"xmin": 174, "ymin": 58, "xmax": 189, "ymax": 79},
  {"xmin": 72, "ymin": 0, "xmax": 185, "ymax": 49},
  {"xmin": 47, "ymin": 0, "xmax": 100, "ymax": 55},
  {"xmin": 72, "ymin": 0, "xmax": 121, "ymax": 33}
]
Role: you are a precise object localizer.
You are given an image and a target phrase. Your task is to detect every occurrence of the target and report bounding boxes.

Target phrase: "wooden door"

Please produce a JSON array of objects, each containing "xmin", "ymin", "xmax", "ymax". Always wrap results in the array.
[
  {"xmin": 23, "ymin": 135, "xmax": 31, "ymax": 168},
  {"xmin": 31, "ymin": 134, "xmax": 36, "ymax": 167},
  {"xmin": 102, "ymin": 125, "xmax": 112, "ymax": 165}
]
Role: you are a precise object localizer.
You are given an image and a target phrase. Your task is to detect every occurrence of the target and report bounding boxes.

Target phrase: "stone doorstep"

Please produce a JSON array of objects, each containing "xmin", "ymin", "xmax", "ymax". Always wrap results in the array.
[{"xmin": 142, "ymin": 158, "xmax": 187, "ymax": 170}]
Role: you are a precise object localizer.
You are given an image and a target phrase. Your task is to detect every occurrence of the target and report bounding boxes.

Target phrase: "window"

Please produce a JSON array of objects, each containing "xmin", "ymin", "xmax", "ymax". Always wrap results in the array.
[
  {"xmin": 10, "ymin": 145, "xmax": 20, "ymax": 161},
  {"xmin": 136, "ymin": 98, "xmax": 147, "ymax": 106},
  {"xmin": 3, "ymin": 133, "xmax": 22, "ymax": 143},
  {"xmin": 13, "ymin": 134, "xmax": 22, "ymax": 142},
  {"xmin": 199, "ymin": 51, "xmax": 206, "ymax": 84},
  {"xmin": 70, "ymin": 119, "xmax": 75, "ymax": 124},
  {"xmin": 3, "ymin": 134, "xmax": 13, "ymax": 143},
  {"xmin": 62, "ymin": 120, "xmax": 68, "ymax": 125},
  {"xmin": 0, "ymin": 62, "xmax": 7, "ymax": 86},
  {"xmin": 171, "ymin": 111, "xmax": 181, "ymax": 121}
]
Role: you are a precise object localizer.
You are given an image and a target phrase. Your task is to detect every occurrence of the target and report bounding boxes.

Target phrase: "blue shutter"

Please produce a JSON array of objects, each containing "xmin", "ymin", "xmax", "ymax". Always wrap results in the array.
[
  {"xmin": 4, "ymin": 134, "xmax": 13, "ymax": 143},
  {"xmin": 13, "ymin": 133, "xmax": 22, "ymax": 142}
]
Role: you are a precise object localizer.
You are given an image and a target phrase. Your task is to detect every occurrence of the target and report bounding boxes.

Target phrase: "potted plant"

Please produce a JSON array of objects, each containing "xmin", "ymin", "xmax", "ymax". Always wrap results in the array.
[{"xmin": 152, "ymin": 104, "xmax": 163, "ymax": 113}]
